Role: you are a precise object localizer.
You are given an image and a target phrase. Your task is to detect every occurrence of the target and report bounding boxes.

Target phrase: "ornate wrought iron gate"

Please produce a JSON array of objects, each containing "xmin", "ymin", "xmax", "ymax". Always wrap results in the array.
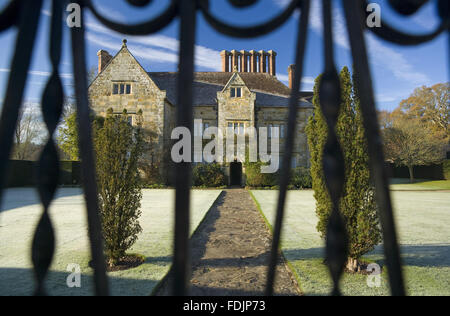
[{"xmin": 0, "ymin": 0, "xmax": 447, "ymax": 296}]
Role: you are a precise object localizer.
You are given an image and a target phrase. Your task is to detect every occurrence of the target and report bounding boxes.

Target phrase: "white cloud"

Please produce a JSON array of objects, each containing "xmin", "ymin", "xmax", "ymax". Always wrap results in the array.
[
  {"xmin": 84, "ymin": 16, "xmax": 221, "ymax": 71},
  {"xmin": 0, "ymin": 68, "xmax": 73, "ymax": 79},
  {"xmin": 86, "ymin": 32, "xmax": 179, "ymax": 64},
  {"xmin": 39, "ymin": 7, "xmax": 221, "ymax": 71},
  {"xmin": 272, "ymin": 0, "xmax": 430, "ymax": 86},
  {"xmin": 366, "ymin": 36, "xmax": 430, "ymax": 85},
  {"xmin": 277, "ymin": 73, "xmax": 315, "ymax": 88}
]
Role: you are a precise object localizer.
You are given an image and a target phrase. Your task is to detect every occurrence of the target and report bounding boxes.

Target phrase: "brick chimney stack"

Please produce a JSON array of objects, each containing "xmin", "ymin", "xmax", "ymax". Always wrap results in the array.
[
  {"xmin": 230, "ymin": 50, "xmax": 241, "ymax": 72},
  {"xmin": 249, "ymin": 50, "xmax": 259, "ymax": 72},
  {"xmin": 240, "ymin": 50, "xmax": 250, "ymax": 72},
  {"xmin": 288, "ymin": 64, "xmax": 295, "ymax": 89},
  {"xmin": 220, "ymin": 50, "xmax": 230, "ymax": 72},
  {"xmin": 220, "ymin": 49, "xmax": 276, "ymax": 75},
  {"xmin": 268, "ymin": 50, "xmax": 277, "ymax": 76},
  {"xmin": 258, "ymin": 50, "xmax": 267, "ymax": 73},
  {"xmin": 97, "ymin": 50, "xmax": 112, "ymax": 74}
]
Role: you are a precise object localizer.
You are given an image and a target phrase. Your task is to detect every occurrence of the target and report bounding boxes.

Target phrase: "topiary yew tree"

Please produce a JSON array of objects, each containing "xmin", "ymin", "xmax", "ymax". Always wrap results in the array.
[
  {"xmin": 306, "ymin": 67, "xmax": 381, "ymax": 271},
  {"xmin": 94, "ymin": 108, "xmax": 144, "ymax": 265}
]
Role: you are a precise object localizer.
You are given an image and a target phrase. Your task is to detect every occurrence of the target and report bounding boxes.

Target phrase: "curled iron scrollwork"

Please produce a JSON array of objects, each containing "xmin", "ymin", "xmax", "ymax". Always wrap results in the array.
[{"xmin": 0, "ymin": 0, "xmax": 446, "ymax": 296}]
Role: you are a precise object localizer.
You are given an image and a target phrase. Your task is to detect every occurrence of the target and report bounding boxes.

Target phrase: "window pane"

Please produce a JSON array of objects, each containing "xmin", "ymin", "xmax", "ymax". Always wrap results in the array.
[
  {"xmin": 280, "ymin": 125, "xmax": 285, "ymax": 138},
  {"xmin": 194, "ymin": 120, "xmax": 202, "ymax": 136},
  {"xmin": 126, "ymin": 84, "xmax": 131, "ymax": 94},
  {"xmin": 120, "ymin": 84, "xmax": 125, "ymax": 94},
  {"xmin": 291, "ymin": 157, "xmax": 297, "ymax": 168},
  {"xmin": 113, "ymin": 84, "xmax": 118, "ymax": 94},
  {"xmin": 239, "ymin": 123, "xmax": 244, "ymax": 135},
  {"xmin": 236, "ymin": 88, "xmax": 241, "ymax": 97},
  {"xmin": 230, "ymin": 88, "xmax": 235, "ymax": 98},
  {"xmin": 273, "ymin": 124, "xmax": 279, "ymax": 138},
  {"xmin": 127, "ymin": 116, "xmax": 132, "ymax": 125}
]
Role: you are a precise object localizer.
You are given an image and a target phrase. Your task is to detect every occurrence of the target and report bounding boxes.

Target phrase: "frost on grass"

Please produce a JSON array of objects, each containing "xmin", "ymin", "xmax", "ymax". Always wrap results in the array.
[
  {"xmin": 251, "ymin": 189, "xmax": 450, "ymax": 296},
  {"xmin": 0, "ymin": 188, "xmax": 221, "ymax": 296}
]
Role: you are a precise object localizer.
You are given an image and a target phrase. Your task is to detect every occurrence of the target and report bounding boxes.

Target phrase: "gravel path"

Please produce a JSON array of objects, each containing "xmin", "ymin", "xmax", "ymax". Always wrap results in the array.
[{"xmin": 156, "ymin": 189, "xmax": 301, "ymax": 296}]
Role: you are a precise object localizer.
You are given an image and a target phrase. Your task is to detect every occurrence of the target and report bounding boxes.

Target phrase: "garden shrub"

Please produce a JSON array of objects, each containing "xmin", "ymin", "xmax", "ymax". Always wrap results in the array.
[
  {"xmin": 94, "ymin": 109, "xmax": 144, "ymax": 265},
  {"xmin": 443, "ymin": 159, "xmax": 450, "ymax": 180},
  {"xmin": 192, "ymin": 163, "xmax": 226, "ymax": 187},
  {"xmin": 290, "ymin": 166, "xmax": 312, "ymax": 189},
  {"xmin": 140, "ymin": 161, "xmax": 163, "ymax": 185},
  {"xmin": 245, "ymin": 161, "xmax": 278, "ymax": 187}
]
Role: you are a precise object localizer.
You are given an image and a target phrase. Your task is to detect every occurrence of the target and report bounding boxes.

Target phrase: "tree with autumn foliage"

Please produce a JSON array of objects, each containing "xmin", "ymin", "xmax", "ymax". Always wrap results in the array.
[
  {"xmin": 393, "ymin": 83, "xmax": 449, "ymax": 142},
  {"xmin": 381, "ymin": 83, "xmax": 449, "ymax": 182}
]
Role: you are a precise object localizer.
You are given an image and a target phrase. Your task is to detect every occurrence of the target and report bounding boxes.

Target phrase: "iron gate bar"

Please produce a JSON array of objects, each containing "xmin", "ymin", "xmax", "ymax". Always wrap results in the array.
[
  {"xmin": 32, "ymin": 0, "xmax": 65, "ymax": 296},
  {"xmin": 198, "ymin": 0, "xmax": 301, "ymax": 38},
  {"xmin": 70, "ymin": 0, "xmax": 109, "ymax": 296},
  {"xmin": 0, "ymin": 0, "xmax": 20, "ymax": 32},
  {"xmin": 342, "ymin": 0, "xmax": 406, "ymax": 296},
  {"xmin": 173, "ymin": 0, "xmax": 196, "ymax": 296},
  {"xmin": 0, "ymin": 0, "xmax": 43, "ymax": 224},
  {"xmin": 320, "ymin": 0, "xmax": 348, "ymax": 296},
  {"xmin": 86, "ymin": 0, "xmax": 178, "ymax": 36},
  {"xmin": 363, "ymin": 0, "xmax": 448, "ymax": 45},
  {"xmin": 266, "ymin": 0, "xmax": 310, "ymax": 297}
]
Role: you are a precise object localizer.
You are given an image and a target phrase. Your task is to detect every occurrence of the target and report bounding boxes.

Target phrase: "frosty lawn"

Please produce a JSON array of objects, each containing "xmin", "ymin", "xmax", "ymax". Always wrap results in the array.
[
  {"xmin": 0, "ymin": 188, "xmax": 221, "ymax": 296},
  {"xmin": 390, "ymin": 179, "xmax": 450, "ymax": 191},
  {"xmin": 251, "ymin": 189, "xmax": 450, "ymax": 296}
]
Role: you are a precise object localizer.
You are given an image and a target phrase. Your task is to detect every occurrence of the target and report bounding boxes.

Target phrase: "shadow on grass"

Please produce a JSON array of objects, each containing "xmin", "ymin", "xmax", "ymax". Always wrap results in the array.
[
  {"xmin": 389, "ymin": 178, "xmax": 430, "ymax": 185},
  {"xmin": 0, "ymin": 267, "xmax": 161, "ymax": 296},
  {"xmin": 0, "ymin": 187, "xmax": 83, "ymax": 213},
  {"xmin": 282, "ymin": 244, "xmax": 450, "ymax": 268}
]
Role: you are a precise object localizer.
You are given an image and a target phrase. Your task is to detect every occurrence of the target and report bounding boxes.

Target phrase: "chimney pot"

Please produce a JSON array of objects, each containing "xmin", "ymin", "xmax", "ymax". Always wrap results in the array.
[
  {"xmin": 97, "ymin": 50, "xmax": 112, "ymax": 74},
  {"xmin": 259, "ymin": 50, "xmax": 267, "ymax": 73},
  {"xmin": 231, "ymin": 50, "xmax": 241, "ymax": 72},
  {"xmin": 249, "ymin": 50, "xmax": 259, "ymax": 72},
  {"xmin": 268, "ymin": 50, "xmax": 277, "ymax": 76},
  {"xmin": 288, "ymin": 64, "xmax": 295, "ymax": 89},
  {"xmin": 220, "ymin": 50, "xmax": 231, "ymax": 72},
  {"xmin": 240, "ymin": 50, "xmax": 249, "ymax": 72}
]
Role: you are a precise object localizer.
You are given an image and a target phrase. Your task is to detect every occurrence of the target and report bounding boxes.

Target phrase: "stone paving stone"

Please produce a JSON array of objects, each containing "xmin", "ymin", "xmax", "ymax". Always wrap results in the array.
[{"xmin": 156, "ymin": 188, "xmax": 301, "ymax": 296}]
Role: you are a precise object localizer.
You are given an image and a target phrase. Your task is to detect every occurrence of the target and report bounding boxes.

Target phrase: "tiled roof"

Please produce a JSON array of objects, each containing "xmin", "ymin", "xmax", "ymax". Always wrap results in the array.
[{"xmin": 148, "ymin": 72, "xmax": 313, "ymax": 107}]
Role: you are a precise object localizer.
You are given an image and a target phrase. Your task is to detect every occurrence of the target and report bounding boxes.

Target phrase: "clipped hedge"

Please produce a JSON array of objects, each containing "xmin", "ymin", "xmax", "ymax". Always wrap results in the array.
[
  {"xmin": 245, "ymin": 161, "xmax": 278, "ymax": 188},
  {"xmin": 193, "ymin": 163, "xmax": 226, "ymax": 187},
  {"xmin": 6, "ymin": 160, "xmax": 81, "ymax": 187},
  {"xmin": 444, "ymin": 159, "xmax": 450, "ymax": 180},
  {"xmin": 290, "ymin": 166, "xmax": 312, "ymax": 189}
]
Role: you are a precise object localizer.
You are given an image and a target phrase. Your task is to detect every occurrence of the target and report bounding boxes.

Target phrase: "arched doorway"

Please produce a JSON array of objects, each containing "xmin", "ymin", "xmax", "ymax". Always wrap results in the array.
[{"xmin": 229, "ymin": 161, "xmax": 242, "ymax": 186}]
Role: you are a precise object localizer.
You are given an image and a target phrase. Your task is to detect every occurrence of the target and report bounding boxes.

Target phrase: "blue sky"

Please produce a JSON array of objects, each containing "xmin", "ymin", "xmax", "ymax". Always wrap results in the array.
[{"xmin": 0, "ymin": 0, "xmax": 447, "ymax": 113}]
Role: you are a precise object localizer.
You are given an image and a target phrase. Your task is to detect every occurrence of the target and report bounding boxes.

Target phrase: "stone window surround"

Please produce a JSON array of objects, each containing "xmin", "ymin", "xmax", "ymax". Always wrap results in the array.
[
  {"xmin": 193, "ymin": 120, "xmax": 214, "ymax": 136},
  {"xmin": 264, "ymin": 122, "xmax": 286, "ymax": 138},
  {"xmin": 227, "ymin": 121, "xmax": 248, "ymax": 135},
  {"xmin": 112, "ymin": 81, "xmax": 134, "ymax": 95},
  {"xmin": 111, "ymin": 110, "xmax": 139, "ymax": 126},
  {"xmin": 230, "ymin": 87, "xmax": 242, "ymax": 98}
]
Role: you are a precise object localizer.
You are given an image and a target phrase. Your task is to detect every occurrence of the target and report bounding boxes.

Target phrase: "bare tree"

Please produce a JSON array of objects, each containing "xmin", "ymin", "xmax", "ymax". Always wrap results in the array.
[{"xmin": 12, "ymin": 105, "xmax": 44, "ymax": 160}]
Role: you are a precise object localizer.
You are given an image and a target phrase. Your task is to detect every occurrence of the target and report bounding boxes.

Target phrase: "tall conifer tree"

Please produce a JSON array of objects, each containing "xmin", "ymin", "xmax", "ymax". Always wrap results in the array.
[{"xmin": 307, "ymin": 67, "xmax": 381, "ymax": 271}]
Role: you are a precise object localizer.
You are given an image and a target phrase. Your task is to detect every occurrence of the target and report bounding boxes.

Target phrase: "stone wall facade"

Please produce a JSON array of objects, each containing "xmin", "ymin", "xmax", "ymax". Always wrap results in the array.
[{"xmin": 89, "ymin": 42, "xmax": 313, "ymax": 185}]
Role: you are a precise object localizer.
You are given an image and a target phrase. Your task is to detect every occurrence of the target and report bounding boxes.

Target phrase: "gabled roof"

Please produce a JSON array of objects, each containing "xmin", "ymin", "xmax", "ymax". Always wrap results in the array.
[
  {"xmin": 195, "ymin": 72, "xmax": 292, "ymax": 96},
  {"xmin": 148, "ymin": 71, "xmax": 313, "ymax": 107}
]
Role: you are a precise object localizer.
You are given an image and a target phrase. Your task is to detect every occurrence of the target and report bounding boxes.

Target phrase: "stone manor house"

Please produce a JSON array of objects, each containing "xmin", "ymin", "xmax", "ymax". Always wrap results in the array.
[{"xmin": 88, "ymin": 40, "xmax": 313, "ymax": 185}]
